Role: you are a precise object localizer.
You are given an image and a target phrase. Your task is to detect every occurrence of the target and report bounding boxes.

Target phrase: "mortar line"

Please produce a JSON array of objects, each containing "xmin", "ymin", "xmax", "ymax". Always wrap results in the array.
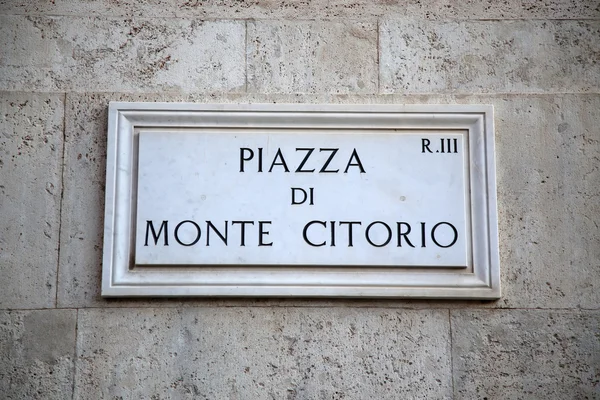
[
  {"xmin": 448, "ymin": 309, "xmax": 456, "ymax": 399},
  {"xmin": 19, "ymin": 90, "xmax": 600, "ymax": 97},
  {"xmin": 2, "ymin": 305, "xmax": 597, "ymax": 312},
  {"xmin": 54, "ymin": 92, "xmax": 67, "ymax": 308},
  {"xmin": 71, "ymin": 308, "xmax": 79, "ymax": 400}
]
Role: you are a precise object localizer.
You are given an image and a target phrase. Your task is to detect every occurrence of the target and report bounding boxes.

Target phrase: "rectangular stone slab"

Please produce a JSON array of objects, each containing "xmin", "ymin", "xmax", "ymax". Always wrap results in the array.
[
  {"xmin": 0, "ymin": 310, "xmax": 76, "ymax": 399},
  {"xmin": 451, "ymin": 310, "xmax": 600, "ymax": 398},
  {"xmin": 74, "ymin": 307, "xmax": 452, "ymax": 399},
  {"xmin": 0, "ymin": 92, "xmax": 64, "ymax": 309},
  {"xmin": 102, "ymin": 103, "xmax": 500, "ymax": 298}
]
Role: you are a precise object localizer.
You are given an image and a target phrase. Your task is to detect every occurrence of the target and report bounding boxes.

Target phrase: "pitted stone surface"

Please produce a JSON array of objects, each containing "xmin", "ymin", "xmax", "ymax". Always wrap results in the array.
[
  {"xmin": 0, "ymin": 310, "xmax": 76, "ymax": 399},
  {"xmin": 58, "ymin": 93, "xmax": 124, "ymax": 308},
  {"xmin": 0, "ymin": 92, "xmax": 64, "ymax": 309},
  {"xmin": 493, "ymin": 95, "xmax": 600, "ymax": 309},
  {"xmin": 380, "ymin": 20, "xmax": 600, "ymax": 94},
  {"xmin": 74, "ymin": 307, "xmax": 452, "ymax": 399},
  {"xmin": 247, "ymin": 21, "xmax": 378, "ymax": 94},
  {"xmin": 1, "ymin": 0, "xmax": 598, "ymax": 19},
  {"xmin": 324, "ymin": 0, "xmax": 600, "ymax": 19},
  {"xmin": 0, "ymin": 16, "xmax": 245, "ymax": 92},
  {"xmin": 451, "ymin": 310, "xmax": 600, "ymax": 398}
]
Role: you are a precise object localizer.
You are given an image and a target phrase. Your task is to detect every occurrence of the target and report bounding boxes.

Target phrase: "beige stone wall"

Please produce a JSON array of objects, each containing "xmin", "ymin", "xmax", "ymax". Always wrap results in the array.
[{"xmin": 1, "ymin": 1, "xmax": 599, "ymax": 398}]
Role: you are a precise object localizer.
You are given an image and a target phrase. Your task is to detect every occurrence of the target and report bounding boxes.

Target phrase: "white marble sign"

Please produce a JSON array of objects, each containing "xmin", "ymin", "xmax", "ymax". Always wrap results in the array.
[
  {"xmin": 136, "ymin": 131, "xmax": 467, "ymax": 267},
  {"xmin": 102, "ymin": 104, "xmax": 500, "ymax": 298}
]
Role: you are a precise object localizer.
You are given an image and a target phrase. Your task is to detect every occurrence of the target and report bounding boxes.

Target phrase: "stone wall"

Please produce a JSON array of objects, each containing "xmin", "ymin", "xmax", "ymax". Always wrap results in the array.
[{"xmin": 1, "ymin": 1, "xmax": 599, "ymax": 398}]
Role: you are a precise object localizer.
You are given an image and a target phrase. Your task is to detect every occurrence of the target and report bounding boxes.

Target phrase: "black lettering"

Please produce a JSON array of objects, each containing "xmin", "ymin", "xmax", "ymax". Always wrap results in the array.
[
  {"xmin": 258, "ymin": 221, "xmax": 273, "ymax": 246},
  {"xmin": 258, "ymin": 147, "xmax": 263, "ymax": 172},
  {"xmin": 422, "ymin": 138, "xmax": 432, "ymax": 153},
  {"xmin": 269, "ymin": 148, "xmax": 290, "ymax": 172},
  {"xmin": 319, "ymin": 148, "xmax": 339, "ymax": 173},
  {"xmin": 206, "ymin": 220, "xmax": 227, "ymax": 246},
  {"xmin": 240, "ymin": 148, "xmax": 254, "ymax": 172},
  {"xmin": 431, "ymin": 222, "xmax": 458, "ymax": 248},
  {"xmin": 330, "ymin": 221, "xmax": 336, "ymax": 247},
  {"xmin": 365, "ymin": 221, "xmax": 392, "ymax": 247},
  {"xmin": 295, "ymin": 148, "xmax": 315, "ymax": 173},
  {"xmin": 396, "ymin": 222, "xmax": 415, "ymax": 248},
  {"xmin": 303, "ymin": 220, "xmax": 326, "ymax": 247},
  {"xmin": 421, "ymin": 222, "xmax": 426, "ymax": 247},
  {"xmin": 144, "ymin": 220, "xmax": 169, "ymax": 246},
  {"xmin": 291, "ymin": 187, "xmax": 308, "ymax": 205},
  {"xmin": 338, "ymin": 221, "xmax": 362, "ymax": 247},
  {"xmin": 344, "ymin": 148, "xmax": 366, "ymax": 173},
  {"xmin": 232, "ymin": 221, "xmax": 254, "ymax": 246},
  {"xmin": 174, "ymin": 220, "xmax": 201, "ymax": 246}
]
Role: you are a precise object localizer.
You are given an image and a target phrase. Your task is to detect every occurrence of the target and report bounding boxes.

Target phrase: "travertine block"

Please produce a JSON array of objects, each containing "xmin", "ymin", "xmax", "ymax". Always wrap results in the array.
[
  {"xmin": 493, "ymin": 95, "xmax": 600, "ymax": 308},
  {"xmin": 0, "ymin": 16, "xmax": 245, "ymax": 92},
  {"xmin": 380, "ymin": 20, "xmax": 600, "ymax": 94},
  {"xmin": 0, "ymin": 309, "xmax": 76, "ymax": 399},
  {"xmin": 247, "ymin": 21, "xmax": 378, "ymax": 94},
  {"xmin": 451, "ymin": 310, "xmax": 600, "ymax": 398},
  {"xmin": 1, "ymin": 0, "xmax": 598, "ymax": 20},
  {"xmin": 74, "ymin": 308, "xmax": 452, "ymax": 399},
  {"xmin": 0, "ymin": 92, "xmax": 64, "ymax": 309},
  {"xmin": 325, "ymin": 0, "xmax": 600, "ymax": 19}
]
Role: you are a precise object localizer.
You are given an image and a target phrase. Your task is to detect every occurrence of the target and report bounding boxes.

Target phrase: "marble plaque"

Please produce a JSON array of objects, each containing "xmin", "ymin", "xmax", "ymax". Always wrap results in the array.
[{"xmin": 102, "ymin": 104, "xmax": 500, "ymax": 298}]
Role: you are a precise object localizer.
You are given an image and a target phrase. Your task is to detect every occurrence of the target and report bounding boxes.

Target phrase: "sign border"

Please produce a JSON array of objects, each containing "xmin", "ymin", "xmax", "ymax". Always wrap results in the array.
[{"xmin": 102, "ymin": 103, "xmax": 500, "ymax": 299}]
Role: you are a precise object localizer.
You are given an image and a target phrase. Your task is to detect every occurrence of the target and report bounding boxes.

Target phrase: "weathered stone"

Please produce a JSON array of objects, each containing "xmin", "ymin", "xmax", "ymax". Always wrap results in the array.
[
  {"xmin": 451, "ymin": 310, "xmax": 600, "ymax": 398},
  {"xmin": 380, "ymin": 20, "xmax": 600, "ymax": 94},
  {"xmin": 0, "ymin": 92, "xmax": 64, "ymax": 309},
  {"xmin": 74, "ymin": 307, "xmax": 451, "ymax": 399},
  {"xmin": 493, "ymin": 95, "xmax": 600, "ymax": 309},
  {"xmin": 0, "ymin": 16, "xmax": 245, "ymax": 93},
  {"xmin": 58, "ymin": 93, "xmax": 123, "ymax": 308},
  {"xmin": 1, "ymin": 0, "xmax": 598, "ymax": 20},
  {"xmin": 0, "ymin": 310, "xmax": 76, "ymax": 399},
  {"xmin": 324, "ymin": 0, "xmax": 600, "ymax": 20},
  {"xmin": 247, "ymin": 20, "xmax": 378, "ymax": 94}
]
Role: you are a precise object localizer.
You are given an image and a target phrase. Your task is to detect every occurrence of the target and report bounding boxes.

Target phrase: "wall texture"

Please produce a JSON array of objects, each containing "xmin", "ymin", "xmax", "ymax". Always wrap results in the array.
[{"xmin": 1, "ymin": 1, "xmax": 599, "ymax": 399}]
